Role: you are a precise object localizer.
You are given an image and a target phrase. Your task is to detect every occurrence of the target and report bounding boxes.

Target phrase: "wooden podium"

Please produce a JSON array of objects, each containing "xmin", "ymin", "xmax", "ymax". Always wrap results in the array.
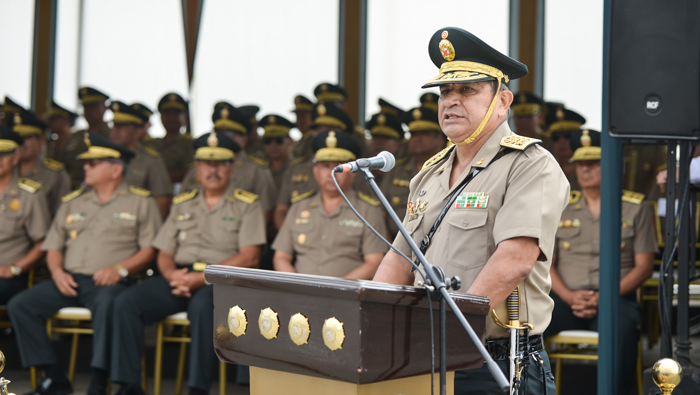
[{"xmin": 206, "ymin": 266, "xmax": 490, "ymax": 395}]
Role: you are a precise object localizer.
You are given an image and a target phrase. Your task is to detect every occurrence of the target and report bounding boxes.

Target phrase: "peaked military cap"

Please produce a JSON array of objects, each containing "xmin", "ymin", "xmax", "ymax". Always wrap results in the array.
[
  {"xmin": 378, "ymin": 98, "xmax": 405, "ymax": 117},
  {"xmin": 540, "ymin": 102, "xmax": 565, "ymax": 130},
  {"xmin": 292, "ymin": 95, "xmax": 314, "ymax": 112},
  {"xmin": 2, "ymin": 96, "xmax": 27, "ymax": 114},
  {"xmin": 110, "ymin": 101, "xmax": 144, "ymax": 126},
  {"xmin": 403, "ymin": 106, "xmax": 441, "ymax": 133},
  {"xmin": 366, "ymin": 113, "xmax": 403, "ymax": 140},
  {"xmin": 419, "ymin": 92, "xmax": 439, "ymax": 112},
  {"xmin": 512, "ymin": 92, "xmax": 543, "ymax": 117},
  {"xmin": 46, "ymin": 100, "xmax": 78, "ymax": 121},
  {"xmin": 78, "ymin": 87, "xmax": 109, "ymax": 105},
  {"xmin": 312, "ymin": 130, "xmax": 361, "ymax": 163},
  {"xmin": 0, "ymin": 124, "xmax": 24, "ymax": 153},
  {"xmin": 212, "ymin": 102, "xmax": 250, "ymax": 134},
  {"xmin": 158, "ymin": 93, "xmax": 188, "ymax": 113},
  {"xmin": 193, "ymin": 131, "xmax": 240, "ymax": 161},
  {"xmin": 237, "ymin": 105, "xmax": 260, "ymax": 125},
  {"xmin": 77, "ymin": 133, "xmax": 135, "ymax": 163},
  {"xmin": 314, "ymin": 83, "xmax": 348, "ymax": 103},
  {"xmin": 311, "ymin": 103, "xmax": 354, "ymax": 133},
  {"xmin": 259, "ymin": 114, "xmax": 294, "ymax": 138},
  {"xmin": 569, "ymin": 129, "xmax": 601, "ymax": 162},
  {"xmin": 13, "ymin": 110, "xmax": 47, "ymax": 137},
  {"xmin": 547, "ymin": 107, "xmax": 586, "ymax": 133},
  {"xmin": 131, "ymin": 103, "xmax": 153, "ymax": 123}
]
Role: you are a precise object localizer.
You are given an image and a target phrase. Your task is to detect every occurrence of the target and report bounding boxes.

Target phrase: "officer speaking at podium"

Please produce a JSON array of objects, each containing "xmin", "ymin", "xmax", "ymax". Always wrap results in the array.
[{"xmin": 373, "ymin": 27, "xmax": 569, "ymax": 394}]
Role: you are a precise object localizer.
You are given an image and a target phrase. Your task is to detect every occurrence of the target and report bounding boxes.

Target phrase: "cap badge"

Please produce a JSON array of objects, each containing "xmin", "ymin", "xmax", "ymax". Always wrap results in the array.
[
  {"xmin": 317, "ymin": 104, "xmax": 327, "ymax": 116},
  {"xmin": 326, "ymin": 131, "xmax": 338, "ymax": 148},
  {"xmin": 169, "ymin": 93, "xmax": 176, "ymax": 102},
  {"xmin": 269, "ymin": 115, "xmax": 276, "ymax": 124},
  {"xmin": 581, "ymin": 129, "xmax": 591, "ymax": 147},
  {"xmin": 84, "ymin": 132, "xmax": 91, "ymax": 148},
  {"xmin": 412, "ymin": 108, "xmax": 422, "ymax": 120},
  {"xmin": 321, "ymin": 84, "xmax": 328, "ymax": 92},
  {"xmin": 295, "ymin": 96, "xmax": 301, "ymax": 105},
  {"xmin": 378, "ymin": 114, "xmax": 386, "ymax": 125},
  {"xmin": 113, "ymin": 103, "xmax": 120, "ymax": 112},
  {"xmin": 519, "ymin": 93, "xmax": 527, "ymax": 103},
  {"xmin": 556, "ymin": 108, "xmax": 564, "ymax": 121},
  {"xmin": 14, "ymin": 113, "xmax": 21, "ymax": 125},
  {"xmin": 439, "ymin": 31, "xmax": 455, "ymax": 61},
  {"xmin": 207, "ymin": 132, "xmax": 219, "ymax": 147},
  {"xmin": 80, "ymin": 88, "xmax": 87, "ymax": 96},
  {"xmin": 221, "ymin": 108, "xmax": 229, "ymax": 120}
]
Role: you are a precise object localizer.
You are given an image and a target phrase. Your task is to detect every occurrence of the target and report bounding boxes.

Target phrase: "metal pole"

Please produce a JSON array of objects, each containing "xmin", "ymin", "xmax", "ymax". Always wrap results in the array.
[
  {"xmin": 661, "ymin": 143, "xmax": 677, "ymax": 359},
  {"xmin": 675, "ymin": 141, "xmax": 691, "ymax": 367},
  {"xmin": 439, "ymin": 296, "xmax": 447, "ymax": 395}
]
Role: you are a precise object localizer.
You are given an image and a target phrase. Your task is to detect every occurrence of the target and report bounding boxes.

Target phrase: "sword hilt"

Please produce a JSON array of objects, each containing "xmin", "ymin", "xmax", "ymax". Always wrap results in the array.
[{"xmin": 507, "ymin": 286, "xmax": 520, "ymax": 327}]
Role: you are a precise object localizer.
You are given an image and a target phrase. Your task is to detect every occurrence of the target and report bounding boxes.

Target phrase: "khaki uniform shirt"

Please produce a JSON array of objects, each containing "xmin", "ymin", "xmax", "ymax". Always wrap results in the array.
[
  {"xmin": 555, "ymin": 193, "xmax": 658, "ymax": 291},
  {"xmin": 291, "ymin": 134, "xmax": 313, "ymax": 159},
  {"xmin": 43, "ymin": 182, "xmax": 163, "ymax": 275},
  {"xmin": 1, "ymin": 175, "xmax": 51, "ymax": 265},
  {"xmin": 272, "ymin": 190, "xmax": 388, "ymax": 277},
  {"xmin": 21, "ymin": 158, "xmax": 71, "ymax": 217},
  {"xmin": 379, "ymin": 156, "xmax": 417, "ymax": 238},
  {"xmin": 63, "ymin": 124, "xmax": 112, "ymax": 190},
  {"xmin": 153, "ymin": 184, "xmax": 266, "ymax": 266},
  {"xmin": 392, "ymin": 122, "xmax": 569, "ymax": 339},
  {"xmin": 148, "ymin": 134, "xmax": 195, "ymax": 181},
  {"xmin": 125, "ymin": 143, "xmax": 172, "ymax": 197},
  {"xmin": 180, "ymin": 151, "xmax": 277, "ymax": 212}
]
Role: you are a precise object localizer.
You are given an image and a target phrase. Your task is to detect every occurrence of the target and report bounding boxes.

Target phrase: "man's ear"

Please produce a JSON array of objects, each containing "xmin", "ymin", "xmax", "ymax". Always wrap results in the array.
[{"xmin": 498, "ymin": 89, "xmax": 514, "ymax": 117}]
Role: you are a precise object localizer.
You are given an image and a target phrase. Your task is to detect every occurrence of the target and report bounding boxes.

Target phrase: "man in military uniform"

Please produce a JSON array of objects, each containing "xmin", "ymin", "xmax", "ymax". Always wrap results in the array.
[
  {"xmin": 373, "ymin": 27, "xmax": 569, "ymax": 394},
  {"xmin": 511, "ymin": 92, "xmax": 544, "ymax": 139},
  {"xmin": 376, "ymin": 98, "xmax": 410, "ymax": 161},
  {"xmin": 313, "ymin": 82, "xmax": 372, "ymax": 158},
  {"xmin": 273, "ymin": 131, "xmax": 387, "ymax": 278},
  {"xmin": 365, "ymin": 111, "xmax": 403, "ymax": 187},
  {"xmin": 238, "ymin": 104, "xmax": 264, "ymax": 158},
  {"xmin": 109, "ymin": 101, "xmax": 172, "ymax": 218},
  {"xmin": 259, "ymin": 114, "xmax": 295, "ymax": 189},
  {"xmin": 64, "ymin": 87, "xmax": 111, "ymax": 190},
  {"xmin": 149, "ymin": 93, "xmax": 193, "ymax": 185},
  {"xmin": 45, "ymin": 100, "xmax": 79, "ymax": 165},
  {"xmin": 111, "ymin": 132, "xmax": 266, "ymax": 395},
  {"xmin": 14, "ymin": 110, "xmax": 71, "ymax": 216},
  {"xmin": 1, "ymin": 96, "xmax": 27, "ymax": 126},
  {"xmin": 546, "ymin": 107, "xmax": 585, "ymax": 191},
  {"xmin": 544, "ymin": 129, "xmax": 656, "ymax": 394},
  {"xmin": 0, "ymin": 126, "xmax": 51, "ymax": 304},
  {"xmin": 8, "ymin": 134, "xmax": 162, "ymax": 395},
  {"xmin": 292, "ymin": 94, "xmax": 314, "ymax": 132},
  {"xmin": 131, "ymin": 102, "xmax": 154, "ymax": 144},
  {"xmin": 380, "ymin": 106, "xmax": 445, "ymax": 238}
]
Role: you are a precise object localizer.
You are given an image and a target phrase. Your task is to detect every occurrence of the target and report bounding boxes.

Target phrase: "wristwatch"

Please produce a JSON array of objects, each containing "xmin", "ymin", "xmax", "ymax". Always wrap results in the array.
[
  {"xmin": 115, "ymin": 264, "xmax": 128, "ymax": 278},
  {"xmin": 9, "ymin": 264, "xmax": 21, "ymax": 277}
]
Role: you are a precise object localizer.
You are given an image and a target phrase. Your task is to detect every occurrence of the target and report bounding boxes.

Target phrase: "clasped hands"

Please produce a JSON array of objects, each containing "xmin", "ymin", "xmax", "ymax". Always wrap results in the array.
[{"xmin": 567, "ymin": 290, "xmax": 599, "ymax": 319}]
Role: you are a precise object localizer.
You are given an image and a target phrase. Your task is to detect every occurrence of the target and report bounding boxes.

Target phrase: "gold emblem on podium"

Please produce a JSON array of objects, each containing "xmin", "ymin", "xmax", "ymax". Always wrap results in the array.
[
  {"xmin": 258, "ymin": 308, "xmax": 280, "ymax": 340},
  {"xmin": 228, "ymin": 305, "xmax": 248, "ymax": 337},
  {"xmin": 322, "ymin": 317, "xmax": 345, "ymax": 351},
  {"xmin": 288, "ymin": 313, "xmax": 311, "ymax": 346}
]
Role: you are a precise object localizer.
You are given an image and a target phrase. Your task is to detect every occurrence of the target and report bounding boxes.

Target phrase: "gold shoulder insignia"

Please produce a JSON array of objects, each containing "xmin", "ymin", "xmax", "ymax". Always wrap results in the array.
[
  {"xmin": 569, "ymin": 190, "xmax": 582, "ymax": 205},
  {"xmin": 395, "ymin": 155, "xmax": 410, "ymax": 166},
  {"xmin": 288, "ymin": 155, "xmax": 309, "ymax": 167},
  {"xmin": 500, "ymin": 135, "xmax": 542, "ymax": 151},
  {"xmin": 233, "ymin": 188, "xmax": 259, "ymax": 204},
  {"xmin": 354, "ymin": 126, "xmax": 366, "ymax": 136},
  {"xmin": 18, "ymin": 178, "xmax": 42, "ymax": 194},
  {"xmin": 249, "ymin": 156, "xmax": 269, "ymax": 168},
  {"xmin": 43, "ymin": 158, "xmax": 65, "ymax": 172},
  {"xmin": 421, "ymin": 146, "xmax": 454, "ymax": 172},
  {"xmin": 61, "ymin": 188, "xmax": 84, "ymax": 203},
  {"xmin": 290, "ymin": 189, "xmax": 316, "ymax": 204},
  {"xmin": 182, "ymin": 134, "xmax": 193, "ymax": 140},
  {"xmin": 358, "ymin": 191, "xmax": 380, "ymax": 207},
  {"xmin": 142, "ymin": 146, "xmax": 161, "ymax": 158},
  {"xmin": 173, "ymin": 189, "xmax": 198, "ymax": 205},
  {"xmin": 129, "ymin": 186, "xmax": 152, "ymax": 197},
  {"xmin": 622, "ymin": 190, "xmax": 645, "ymax": 205}
]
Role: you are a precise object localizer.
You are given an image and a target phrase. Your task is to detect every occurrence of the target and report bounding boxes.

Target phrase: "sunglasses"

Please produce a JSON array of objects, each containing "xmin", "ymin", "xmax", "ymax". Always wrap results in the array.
[
  {"xmin": 263, "ymin": 137, "xmax": 285, "ymax": 145},
  {"xmin": 551, "ymin": 132, "xmax": 572, "ymax": 142}
]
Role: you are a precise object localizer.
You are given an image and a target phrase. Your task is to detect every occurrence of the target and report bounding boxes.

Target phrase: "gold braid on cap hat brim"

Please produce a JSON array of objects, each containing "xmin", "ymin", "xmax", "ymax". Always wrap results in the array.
[
  {"xmin": 80, "ymin": 95, "xmax": 107, "ymax": 105},
  {"xmin": 370, "ymin": 125, "xmax": 401, "ymax": 139},
  {"xmin": 262, "ymin": 125, "xmax": 291, "ymax": 138},
  {"xmin": 549, "ymin": 121, "xmax": 583, "ymax": 133},
  {"xmin": 0, "ymin": 140, "xmax": 19, "ymax": 153},
  {"xmin": 512, "ymin": 103, "xmax": 542, "ymax": 117},
  {"xmin": 14, "ymin": 125, "xmax": 43, "ymax": 137},
  {"xmin": 408, "ymin": 120, "xmax": 441, "ymax": 133},
  {"xmin": 570, "ymin": 146, "xmax": 601, "ymax": 162},
  {"xmin": 213, "ymin": 119, "xmax": 247, "ymax": 134},
  {"xmin": 76, "ymin": 146, "xmax": 122, "ymax": 160},
  {"xmin": 195, "ymin": 147, "xmax": 235, "ymax": 161},
  {"xmin": 112, "ymin": 112, "xmax": 143, "ymax": 125},
  {"xmin": 314, "ymin": 147, "xmax": 356, "ymax": 163}
]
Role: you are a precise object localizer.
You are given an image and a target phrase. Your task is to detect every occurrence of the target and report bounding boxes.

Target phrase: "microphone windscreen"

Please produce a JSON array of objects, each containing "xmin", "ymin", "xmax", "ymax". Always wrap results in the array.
[{"xmin": 379, "ymin": 151, "xmax": 396, "ymax": 172}]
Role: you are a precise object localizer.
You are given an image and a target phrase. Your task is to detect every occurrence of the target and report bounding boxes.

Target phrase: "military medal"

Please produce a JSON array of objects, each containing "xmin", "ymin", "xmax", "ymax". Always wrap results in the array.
[
  {"xmin": 69, "ymin": 230, "xmax": 78, "ymax": 240},
  {"xmin": 258, "ymin": 308, "xmax": 280, "ymax": 340},
  {"xmin": 301, "ymin": 210, "xmax": 310, "ymax": 219},
  {"xmin": 455, "ymin": 192, "xmax": 488, "ymax": 209},
  {"xmin": 563, "ymin": 219, "xmax": 572, "ymax": 228},
  {"xmin": 418, "ymin": 199, "xmax": 428, "ymax": 212},
  {"xmin": 288, "ymin": 313, "xmax": 311, "ymax": 346},
  {"xmin": 322, "ymin": 317, "xmax": 345, "ymax": 351},
  {"xmin": 179, "ymin": 231, "xmax": 187, "ymax": 241},
  {"xmin": 407, "ymin": 201, "xmax": 415, "ymax": 215},
  {"xmin": 572, "ymin": 219, "xmax": 581, "ymax": 227},
  {"xmin": 228, "ymin": 305, "xmax": 248, "ymax": 337},
  {"xmin": 9, "ymin": 199, "xmax": 20, "ymax": 211},
  {"xmin": 562, "ymin": 241, "xmax": 571, "ymax": 251}
]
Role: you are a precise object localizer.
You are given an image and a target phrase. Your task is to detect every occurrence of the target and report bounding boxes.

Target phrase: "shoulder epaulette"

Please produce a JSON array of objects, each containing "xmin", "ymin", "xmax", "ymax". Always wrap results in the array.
[
  {"xmin": 248, "ymin": 156, "xmax": 269, "ymax": 168},
  {"xmin": 173, "ymin": 189, "xmax": 198, "ymax": 205},
  {"xmin": 395, "ymin": 155, "xmax": 410, "ymax": 166},
  {"xmin": 358, "ymin": 191, "xmax": 381, "ymax": 207},
  {"xmin": 142, "ymin": 146, "xmax": 161, "ymax": 158},
  {"xmin": 500, "ymin": 135, "xmax": 542, "ymax": 151},
  {"xmin": 43, "ymin": 158, "xmax": 65, "ymax": 172},
  {"xmin": 182, "ymin": 134, "xmax": 193, "ymax": 140},
  {"xmin": 290, "ymin": 189, "xmax": 316, "ymax": 204},
  {"xmin": 18, "ymin": 178, "xmax": 42, "ymax": 194},
  {"xmin": 569, "ymin": 190, "xmax": 582, "ymax": 205},
  {"xmin": 622, "ymin": 190, "xmax": 645, "ymax": 205},
  {"xmin": 61, "ymin": 188, "xmax": 84, "ymax": 203},
  {"xmin": 354, "ymin": 126, "xmax": 366, "ymax": 136},
  {"xmin": 288, "ymin": 155, "xmax": 309, "ymax": 167},
  {"xmin": 421, "ymin": 146, "xmax": 454, "ymax": 172},
  {"xmin": 129, "ymin": 186, "xmax": 152, "ymax": 197},
  {"xmin": 233, "ymin": 188, "xmax": 259, "ymax": 204}
]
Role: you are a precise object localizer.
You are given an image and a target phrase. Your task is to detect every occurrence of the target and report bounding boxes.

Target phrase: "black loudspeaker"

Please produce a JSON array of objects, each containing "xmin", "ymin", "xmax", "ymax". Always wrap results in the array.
[{"xmin": 609, "ymin": 0, "xmax": 700, "ymax": 140}]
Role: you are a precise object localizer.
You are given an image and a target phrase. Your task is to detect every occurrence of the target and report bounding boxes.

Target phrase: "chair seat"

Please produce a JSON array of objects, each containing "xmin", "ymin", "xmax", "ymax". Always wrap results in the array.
[
  {"xmin": 165, "ymin": 312, "xmax": 188, "ymax": 321},
  {"xmin": 547, "ymin": 330, "xmax": 599, "ymax": 345},
  {"xmin": 55, "ymin": 307, "xmax": 92, "ymax": 319}
]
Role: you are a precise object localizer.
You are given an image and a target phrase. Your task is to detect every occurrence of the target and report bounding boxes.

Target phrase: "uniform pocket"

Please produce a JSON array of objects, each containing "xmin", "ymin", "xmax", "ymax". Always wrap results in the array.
[{"xmin": 446, "ymin": 210, "xmax": 489, "ymax": 271}]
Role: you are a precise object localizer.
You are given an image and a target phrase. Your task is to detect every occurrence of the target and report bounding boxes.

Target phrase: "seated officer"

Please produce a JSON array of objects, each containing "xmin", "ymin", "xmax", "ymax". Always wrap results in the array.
[
  {"xmin": 14, "ymin": 110, "xmax": 71, "ymax": 217},
  {"xmin": 366, "ymin": 111, "xmax": 404, "ymax": 187},
  {"xmin": 111, "ymin": 132, "xmax": 266, "ymax": 395},
  {"xmin": 545, "ymin": 107, "xmax": 585, "ymax": 190},
  {"xmin": 292, "ymin": 94, "xmax": 314, "ymax": 136},
  {"xmin": 131, "ymin": 102, "xmax": 154, "ymax": 143},
  {"xmin": 44, "ymin": 100, "xmax": 78, "ymax": 164},
  {"xmin": 544, "ymin": 129, "xmax": 656, "ymax": 394},
  {"xmin": 8, "ymin": 134, "xmax": 162, "ymax": 395},
  {"xmin": 0, "ymin": 126, "xmax": 51, "ymax": 304},
  {"xmin": 511, "ymin": 91, "xmax": 544, "ymax": 139},
  {"xmin": 109, "ymin": 101, "xmax": 172, "ymax": 218},
  {"xmin": 273, "ymin": 131, "xmax": 388, "ymax": 279},
  {"xmin": 149, "ymin": 93, "xmax": 193, "ymax": 184},
  {"xmin": 259, "ymin": 114, "xmax": 295, "ymax": 190}
]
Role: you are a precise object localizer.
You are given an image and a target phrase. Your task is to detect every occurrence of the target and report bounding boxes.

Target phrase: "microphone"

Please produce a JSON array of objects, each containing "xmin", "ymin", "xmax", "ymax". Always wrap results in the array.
[{"xmin": 333, "ymin": 151, "xmax": 396, "ymax": 173}]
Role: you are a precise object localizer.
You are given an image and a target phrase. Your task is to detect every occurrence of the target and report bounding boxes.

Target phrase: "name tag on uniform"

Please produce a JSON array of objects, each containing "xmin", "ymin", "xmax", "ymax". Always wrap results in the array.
[
  {"xmin": 339, "ymin": 219, "xmax": 363, "ymax": 228},
  {"xmin": 455, "ymin": 192, "xmax": 488, "ymax": 209},
  {"xmin": 392, "ymin": 178, "xmax": 410, "ymax": 187},
  {"xmin": 177, "ymin": 212, "xmax": 192, "ymax": 221},
  {"xmin": 66, "ymin": 213, "xmax": 85, "ymax": 224},
  {"xmin": 113, "ymin": 212, "xmax": 136, "ymax": 221}
]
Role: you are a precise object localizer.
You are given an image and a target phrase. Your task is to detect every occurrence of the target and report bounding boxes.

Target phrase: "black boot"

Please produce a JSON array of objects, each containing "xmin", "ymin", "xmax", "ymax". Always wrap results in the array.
[
  {"xmin": 23, "ymin": 376, "xmax": 72, "ymax": 395},
  {"xmin": 86, "ymin": 368, "xmax": 108, "ymax": 395},
  {"xmin": 188, "ymin": 387, "xmax": 208, "ymax": 395},
  {"xmin": 115, "ymin": 383, "xmax": 144, "ymax": 395}
]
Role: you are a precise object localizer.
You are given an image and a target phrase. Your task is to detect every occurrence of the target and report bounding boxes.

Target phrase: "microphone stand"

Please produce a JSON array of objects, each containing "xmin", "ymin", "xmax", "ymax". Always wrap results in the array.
[{"xmin": 358, "ymin": 167, "xmax": 510, "ymax": 393}]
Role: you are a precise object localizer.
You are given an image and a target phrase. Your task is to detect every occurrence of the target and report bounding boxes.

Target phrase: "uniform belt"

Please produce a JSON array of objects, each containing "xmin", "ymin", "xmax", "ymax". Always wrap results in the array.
[{"xmin": 485, "ymin": 334, "xmax": 544, "ymax": 361}]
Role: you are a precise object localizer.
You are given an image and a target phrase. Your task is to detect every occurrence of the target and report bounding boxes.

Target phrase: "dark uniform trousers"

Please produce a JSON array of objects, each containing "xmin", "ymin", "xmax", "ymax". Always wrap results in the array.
[
  {"xmin": 543, "ymin": 293, "xmax": 640, "ymax": 394},
  {"xmin": 111, "ymin": 276, "xmax": 216, "ymax": 392},
  {"xmin": 454, "ymin": 350, "xmax": 556, "ymax": 394},
  {"xmin": 0, "ymin": 274, "xmax": 28, "ymax": 305},
  {"xmin": 7, "ymin": 274, "xmax": 128, "ymax": 369}
]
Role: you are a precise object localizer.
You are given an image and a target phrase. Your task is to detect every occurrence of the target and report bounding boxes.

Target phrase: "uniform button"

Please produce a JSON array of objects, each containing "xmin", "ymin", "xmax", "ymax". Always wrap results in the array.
[
  {"xmin": 463, "ymin": 221, "xmax": 468, "ymax": 227},
  {"xmin": 321, "ymin": 235, "xmax": 326, "ymax": 240}
]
